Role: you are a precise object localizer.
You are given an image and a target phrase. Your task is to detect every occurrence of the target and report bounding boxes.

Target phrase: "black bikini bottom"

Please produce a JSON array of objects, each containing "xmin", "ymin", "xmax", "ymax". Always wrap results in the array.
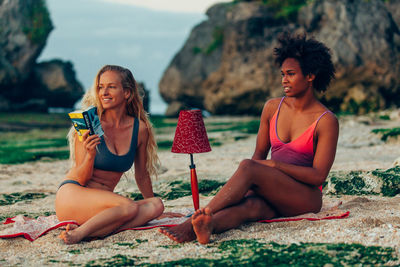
[{"xmin": 58, "ymin": 179, "xmax": 84, "ymax": 190}]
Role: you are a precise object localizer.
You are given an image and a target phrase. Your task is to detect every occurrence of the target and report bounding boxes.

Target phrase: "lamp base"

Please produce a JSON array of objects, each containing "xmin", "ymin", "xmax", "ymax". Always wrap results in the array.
[{"xmin": 190, "ymin": 167, "xmax": 199, "ymax": 210}]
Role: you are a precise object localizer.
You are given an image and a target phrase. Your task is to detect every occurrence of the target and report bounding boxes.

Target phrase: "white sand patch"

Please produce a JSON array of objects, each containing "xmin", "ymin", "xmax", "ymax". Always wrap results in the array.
[{"xmin": 1, "ymin": 113, "xmax": 400, "ymax": 265}]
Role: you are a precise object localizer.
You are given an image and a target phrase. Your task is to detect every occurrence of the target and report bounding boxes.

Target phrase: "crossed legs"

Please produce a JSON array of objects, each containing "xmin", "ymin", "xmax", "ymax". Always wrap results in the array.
[
  {"xmin": 55, "ymin": 185, "xmax": 163, "ymax": 244},
  {"xmin": 160, "ymin": 159, "xmax": 322, "ymax": 244}
]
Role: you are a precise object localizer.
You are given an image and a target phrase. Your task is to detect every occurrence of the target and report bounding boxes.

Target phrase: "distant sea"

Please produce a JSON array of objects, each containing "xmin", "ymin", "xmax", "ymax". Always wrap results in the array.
[{"xmin": 39, "ymin": 0, "xmax": 205, "ymax": 114}]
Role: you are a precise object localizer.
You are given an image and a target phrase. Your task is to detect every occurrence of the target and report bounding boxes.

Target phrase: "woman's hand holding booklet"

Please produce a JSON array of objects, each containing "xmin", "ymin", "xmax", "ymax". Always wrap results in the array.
[{"xmin": 68, "ymin": 106, "xmax": 104, "ymax": 141}]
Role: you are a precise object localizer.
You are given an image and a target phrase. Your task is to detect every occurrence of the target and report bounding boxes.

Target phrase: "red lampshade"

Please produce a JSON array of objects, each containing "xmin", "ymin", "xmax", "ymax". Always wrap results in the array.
[{"xmin": 171, "ymin": 109, "xmax": 211, "ymax": 154}]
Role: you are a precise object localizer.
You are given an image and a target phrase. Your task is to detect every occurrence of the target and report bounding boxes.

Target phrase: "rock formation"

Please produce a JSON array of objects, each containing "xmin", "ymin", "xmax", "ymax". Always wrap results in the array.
[
  {"xmin": 26, "ymin": 59, "xmax": 84, "ymax": 109},
  {"xmin": 159, "ymin": 0, "xmax": 400, "ymax": 116},
  {"xmin": 0, "ymin": 0, "xmax": 83, "ymax": 111}
]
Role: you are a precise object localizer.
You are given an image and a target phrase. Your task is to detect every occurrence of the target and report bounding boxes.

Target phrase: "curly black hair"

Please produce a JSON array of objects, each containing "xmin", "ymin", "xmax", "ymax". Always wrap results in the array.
[{"xmin": 274, "ymin": 33, "xmax": 335, "ymax": 92}]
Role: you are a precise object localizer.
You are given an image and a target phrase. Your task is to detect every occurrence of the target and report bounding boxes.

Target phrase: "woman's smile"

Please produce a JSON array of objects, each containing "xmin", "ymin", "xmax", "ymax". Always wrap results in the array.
[{"xmin": 98, "ymin": 71, "xmax": 128, "ymax": 109}]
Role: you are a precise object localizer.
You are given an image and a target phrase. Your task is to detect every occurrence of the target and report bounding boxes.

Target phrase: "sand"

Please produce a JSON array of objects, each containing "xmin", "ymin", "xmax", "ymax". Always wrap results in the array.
[{"xmin": 1, "ymin": 112, "xmax": 400, "ymax": 265}]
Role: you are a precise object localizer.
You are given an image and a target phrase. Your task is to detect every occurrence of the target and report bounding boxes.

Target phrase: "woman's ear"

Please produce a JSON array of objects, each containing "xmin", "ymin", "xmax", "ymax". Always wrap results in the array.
[
  {"xmin": 307, "ymin": 73, "xmax": 316, "ymax": 82},
  {"xmin": 124, "ymin": 90, "xmax": 131, "ymax": 100}
]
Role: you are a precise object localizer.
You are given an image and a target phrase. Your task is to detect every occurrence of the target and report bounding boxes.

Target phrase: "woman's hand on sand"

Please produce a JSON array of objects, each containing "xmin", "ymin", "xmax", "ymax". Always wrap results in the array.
[
  {"xmin": 82, "ymin": 131, "xmax": 101, "ymax": 157},
  {"xmin": 156, "ymin": 212, "xmax": 185, "ymax": 219}
]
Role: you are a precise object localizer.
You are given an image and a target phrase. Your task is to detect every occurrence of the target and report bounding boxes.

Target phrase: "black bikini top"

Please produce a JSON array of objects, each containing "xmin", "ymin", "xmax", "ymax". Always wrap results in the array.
[{"xmin": 93, "ymin": 117, "xmax": 139, "ymax": 172}]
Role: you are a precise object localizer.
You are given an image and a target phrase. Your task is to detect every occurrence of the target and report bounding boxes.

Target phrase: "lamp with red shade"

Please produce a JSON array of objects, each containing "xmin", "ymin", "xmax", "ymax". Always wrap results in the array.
[{"xmin": 171, "ymin": 109, "xmax": 211, "ymax": 210}]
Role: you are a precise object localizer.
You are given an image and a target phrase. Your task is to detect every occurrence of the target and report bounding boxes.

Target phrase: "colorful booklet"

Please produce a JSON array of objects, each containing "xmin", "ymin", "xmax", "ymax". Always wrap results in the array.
[{"xmin": 68, "ymin": 106, "xmax": 104, "ymax": 141}]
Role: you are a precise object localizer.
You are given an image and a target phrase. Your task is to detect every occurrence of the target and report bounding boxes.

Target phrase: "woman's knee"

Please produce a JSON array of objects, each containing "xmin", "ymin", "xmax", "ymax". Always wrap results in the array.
[
  {"xmin": 150, "ymin": 197, "xmax": 164, "ymax": 217},
  {"xmin": 238, "ymin": 159, "xmax": 256, "ymax": 172},
  {"xmin": 118, "ymin": 202, "xmax": 139, "ymax": 221},
  {"xmin": 236, "ymin": 159, "xmax": 257, "ymax": 180},
  {"xmin": 242, "ymin": 197, "xmax": 268, "ymax": 220}
]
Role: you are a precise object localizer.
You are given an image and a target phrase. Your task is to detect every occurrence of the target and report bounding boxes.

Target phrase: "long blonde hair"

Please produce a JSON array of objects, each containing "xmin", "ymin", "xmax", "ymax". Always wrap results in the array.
[{"xmin": 68, "ymin": 65, "xmax": 159, "ymax": 178}]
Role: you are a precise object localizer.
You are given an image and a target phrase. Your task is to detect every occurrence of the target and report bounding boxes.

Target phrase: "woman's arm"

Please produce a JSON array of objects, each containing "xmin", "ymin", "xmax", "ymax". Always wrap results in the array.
[
  {"xmin": 256, "ymin": 112, "xmax": 339, "ymax": 186},
  {"xmin": 134, "ymin": 121, "xmax": 154, "ymax": 199},
  {"xmin": 67, "ymin": 131, "xmax": 101, "ymax": 185},
  {"xmin": 251, "ymin": 100, "xmax": 276, "ymax": 160}
]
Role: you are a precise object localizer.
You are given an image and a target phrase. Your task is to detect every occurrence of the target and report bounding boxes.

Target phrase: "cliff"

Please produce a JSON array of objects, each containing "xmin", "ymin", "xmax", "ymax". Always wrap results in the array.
[
  {"xmin": 0, "ymin": 0, "xmax": 83, "ymax": 111},
  {"xmin": 159, "ymin": 0, "xmax": 400, "ymax": 116}
]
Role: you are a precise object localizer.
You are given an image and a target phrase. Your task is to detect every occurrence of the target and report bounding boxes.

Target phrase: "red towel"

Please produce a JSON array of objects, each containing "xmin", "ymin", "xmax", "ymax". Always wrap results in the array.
[
  {"xmin": 259, "ymin": 211, "xmax": 350, "ymax": 223},
  {"xmin": 0, "ymin": 203, "xmax": 349, "ymax": 242},
  {"xmin": 0, "ymin": 215, "xmax": 77, "ymax": 242},
  {"xmin": 0, "ymin": 214, "xmax": 190, "ymax": 241}
]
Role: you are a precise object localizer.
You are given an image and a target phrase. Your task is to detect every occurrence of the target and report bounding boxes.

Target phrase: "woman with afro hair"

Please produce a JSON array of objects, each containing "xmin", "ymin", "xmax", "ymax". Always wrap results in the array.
[{"xmin": 160, "ymin": 33, "xmax": 339, "ymax": 244}]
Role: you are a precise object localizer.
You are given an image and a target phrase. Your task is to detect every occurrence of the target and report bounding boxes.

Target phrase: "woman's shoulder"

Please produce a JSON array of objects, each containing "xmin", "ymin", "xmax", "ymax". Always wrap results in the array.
[
  {"xmin": 315, "ymin": 102, "xmax": 338, "ymax": 124},
  {"xmin": 317, "ymin": 109, "xmax": 339, "ymax": 132},
  {"xmin": 262, "ymin": 97, "xmax": 283, "ymax": 117},
  {"xmin": 265, "ymin": 97, "xmax": 283, "ymax": 106},
  {"xmin": 137, "ymin": 118, "xmax": 149, "ymax": 136}
]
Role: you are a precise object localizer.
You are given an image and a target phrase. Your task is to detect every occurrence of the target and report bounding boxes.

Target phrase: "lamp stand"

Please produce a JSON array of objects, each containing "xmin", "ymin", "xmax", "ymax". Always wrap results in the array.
[{"xmin": 189, "ymin": 153, "xmax": 200, "ymax": 210}]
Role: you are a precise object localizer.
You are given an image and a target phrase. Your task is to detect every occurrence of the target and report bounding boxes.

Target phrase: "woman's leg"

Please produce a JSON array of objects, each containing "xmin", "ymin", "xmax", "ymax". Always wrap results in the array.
[
  {"xmin": 113, "ymin": 197, "xmax": 164, "ymax": 231},
  {"xmin": 160, "ymin": 195, "xmax": 276, "ymax": 243},
  {"xmin": 206, "ymin": 159, "xmax": 322, "ymax": 215},
  {"xmin": 160, "ymin": 159, "xmax": 322, "ymax": 243},
  {"xmin": 193, "ymin": 195, "xmax": 277, "ymax": 244},
  {"xmin": 55, "ymin": 184, "xmax": 163, "ymax": 244}
]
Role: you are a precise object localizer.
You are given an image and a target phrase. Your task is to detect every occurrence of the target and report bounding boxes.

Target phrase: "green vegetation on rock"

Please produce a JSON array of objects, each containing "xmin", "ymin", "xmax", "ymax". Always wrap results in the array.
[
  {"xmin": 205, "ymin": 27, "xmax": 224, "ymax": 55},
  {"xmin": 263, "ymin": 0, "xmax": 308, "ymax": 21},
  {"xmin": 346, "ymin": 98, "xmax": 380, "ymax": 115},
  {"xmin": 234, "ymin": 0, "xmax": 308, "ymax": 21},
  {"xmin": 193, "ymin": 27, "xmax": 224, "ymax": 55},
  {"xmin": 327, "ymin": 171, "xmax": 373, "ymax": 196},
  {"xmin": 326, "ymin": 167, "xmax": 400, "ymax": 197},
  {"xmin": 23, "ymin": 0, "xmax": 53, "ymax": 44},
  {"xmin": 371, "ymin": 167, "xmax": 400, "ymax": 197}
]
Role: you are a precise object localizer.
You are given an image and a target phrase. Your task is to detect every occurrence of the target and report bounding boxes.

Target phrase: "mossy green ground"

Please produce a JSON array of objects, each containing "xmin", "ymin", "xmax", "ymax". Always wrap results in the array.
[
  {"xmin": 0, "ymin": 192, "xmax": 48, "ymax": 206},
  {"xmin": 0, "ymin": 113, "xmax": 259, "ymax": 163},
  {"xmin": 2, "ymin": 113, "xmax": 400, "ymax": 266},
  {"xmin": 326, "ymin": 166, "xmax": 400, "ymax": 197},
  {"xmin": 127, "ymin": 179, "xmax": 225, "ymax": 201},
  {"xmin": 76, "ymin": 240, "xmax": 397, "ymax": 266},
  {"xmin": 0, "ymin": 112, "xmax": 71, "ymax": 164},
  {"xmin": 129, "ymin": 167, "xmax": 400, "ymax": 201},
  {"xmin": 371, "ymin": 127, "xmax": 400, "ymax": 141}
]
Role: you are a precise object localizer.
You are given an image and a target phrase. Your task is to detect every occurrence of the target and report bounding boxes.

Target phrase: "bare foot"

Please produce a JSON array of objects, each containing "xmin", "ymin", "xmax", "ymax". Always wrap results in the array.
[
  {"xmin": 158, "ymin": 218, "xmax": 196, "ymax": 243},
  {"xmin": 58, "ymin": 224, "xmax": 83, "ymax": 244},
  {"xmin": 192, "ymin": 208, "xmax": 213, "ymax": 244}
]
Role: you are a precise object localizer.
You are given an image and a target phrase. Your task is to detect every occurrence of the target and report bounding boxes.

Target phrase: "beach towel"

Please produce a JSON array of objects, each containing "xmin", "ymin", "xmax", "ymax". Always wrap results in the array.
[
  {"xmin": 0, "ymin": 202, "xmax": 349, "ymax": 242},
  {"xmin": 0, "ymin": 214, "xmax": 189, "ymax": 242},
  {"xmin": 259, "ymin": 201, "xmax": 350, "ymax": 223}
]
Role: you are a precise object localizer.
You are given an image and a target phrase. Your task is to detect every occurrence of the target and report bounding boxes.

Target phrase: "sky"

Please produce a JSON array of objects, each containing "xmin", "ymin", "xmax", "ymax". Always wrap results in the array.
[
  {"xmin": 39, "ymin": 0, "xmax": 231, "ymax": 114},
  {"xmin": 102, "ymin": 0, "xmax": 231, "ymax": 13}
]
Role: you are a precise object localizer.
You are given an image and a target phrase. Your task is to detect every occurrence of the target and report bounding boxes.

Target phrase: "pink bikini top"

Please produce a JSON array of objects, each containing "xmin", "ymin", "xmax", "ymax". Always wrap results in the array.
[{"xmin": 269, "ymin": 97, "xmax": 329, "ymax": 167}]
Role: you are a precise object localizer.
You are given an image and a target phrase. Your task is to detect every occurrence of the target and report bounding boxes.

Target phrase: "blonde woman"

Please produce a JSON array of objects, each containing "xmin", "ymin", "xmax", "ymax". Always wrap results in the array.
[{"xmin": 56, "ymin": 65, "xmax": 166, "ymax": 244}]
